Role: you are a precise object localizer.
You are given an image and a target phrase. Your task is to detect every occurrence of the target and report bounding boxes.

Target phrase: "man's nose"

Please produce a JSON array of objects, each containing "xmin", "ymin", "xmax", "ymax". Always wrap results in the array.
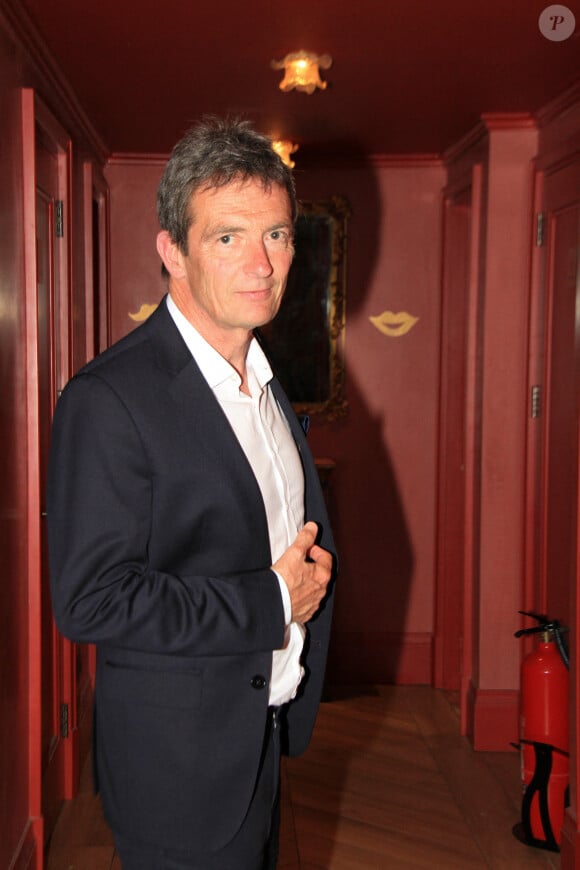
[{"xmin": 245, "ymin": 240, "xmax": 274, "ymax": 276}]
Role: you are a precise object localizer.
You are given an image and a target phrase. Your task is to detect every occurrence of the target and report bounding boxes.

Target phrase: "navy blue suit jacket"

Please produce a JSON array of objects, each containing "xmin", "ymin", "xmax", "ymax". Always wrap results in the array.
[{"xmin": 47, "ymin": 297, "xmax": 336, "ymax": 851}]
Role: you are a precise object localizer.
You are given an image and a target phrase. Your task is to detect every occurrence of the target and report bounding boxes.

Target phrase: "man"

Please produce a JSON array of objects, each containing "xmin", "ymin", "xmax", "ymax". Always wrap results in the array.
[{"xmin": 47, "ymin": 118, "xmax": 336, "ymax": 869}]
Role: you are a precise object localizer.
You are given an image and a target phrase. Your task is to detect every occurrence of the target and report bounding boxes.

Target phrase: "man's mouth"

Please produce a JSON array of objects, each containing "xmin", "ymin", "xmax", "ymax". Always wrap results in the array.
[{"xmin": 239, "ymin": 286, "xmax": 275, "ymax": 301}]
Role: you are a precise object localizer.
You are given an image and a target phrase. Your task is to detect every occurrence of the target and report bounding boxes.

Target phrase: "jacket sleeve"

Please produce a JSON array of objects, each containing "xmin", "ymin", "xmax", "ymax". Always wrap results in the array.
[{"xmin": 47, "ymin": 373, "xmax": 286, "ymax": 657}]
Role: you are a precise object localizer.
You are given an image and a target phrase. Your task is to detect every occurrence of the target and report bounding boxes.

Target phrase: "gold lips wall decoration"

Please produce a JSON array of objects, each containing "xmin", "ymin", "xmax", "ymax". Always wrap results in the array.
[
  {"xmin": 129, "ymin": 303, "xmax": 159, "ymax": 322},
  {"xmin": 369, "ymin": 310, "xmax": 419, "ymax": 337}
]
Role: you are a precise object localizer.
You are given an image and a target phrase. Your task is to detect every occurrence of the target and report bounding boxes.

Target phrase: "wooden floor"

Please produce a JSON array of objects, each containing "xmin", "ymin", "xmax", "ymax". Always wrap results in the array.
[{"xmin": 47, "ymin": 686, "xmax": 561, "ymax": 869}]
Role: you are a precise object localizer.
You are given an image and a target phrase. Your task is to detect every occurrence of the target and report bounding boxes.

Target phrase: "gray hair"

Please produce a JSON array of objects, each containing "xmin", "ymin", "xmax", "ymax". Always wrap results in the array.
[{"xmin": 157, "ymin": 117, "xmax": 297, "ymax": 256}]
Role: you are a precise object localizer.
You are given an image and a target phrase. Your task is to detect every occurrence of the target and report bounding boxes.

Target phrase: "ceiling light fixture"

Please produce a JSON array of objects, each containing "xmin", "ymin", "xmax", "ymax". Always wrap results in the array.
[
  {"xmin": 271, "ymin": 51, "xmax": 332, "ymax": 95},
  {"xmin": 271, "ymin": 140, "xmax": 299, "ymax": 168}
]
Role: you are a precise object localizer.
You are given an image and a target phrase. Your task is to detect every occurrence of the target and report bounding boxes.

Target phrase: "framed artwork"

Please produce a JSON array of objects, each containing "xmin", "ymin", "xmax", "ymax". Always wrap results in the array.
[{"xmin": 260, "ymin": 195, "xmax": 350, "ymax": 421}]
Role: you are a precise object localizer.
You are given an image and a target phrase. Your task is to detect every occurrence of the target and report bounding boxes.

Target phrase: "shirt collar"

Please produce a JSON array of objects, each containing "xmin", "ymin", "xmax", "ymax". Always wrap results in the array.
[{"xmin": 166, "ymin": 293, "xmax": 273, "ymax": 392}]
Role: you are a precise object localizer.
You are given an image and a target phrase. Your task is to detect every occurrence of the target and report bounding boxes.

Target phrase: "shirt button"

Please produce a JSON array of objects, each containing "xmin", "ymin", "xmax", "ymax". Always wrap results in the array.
[{"xmin": 250, "ymin": 675, "xmax": 267, "ymax": 690}]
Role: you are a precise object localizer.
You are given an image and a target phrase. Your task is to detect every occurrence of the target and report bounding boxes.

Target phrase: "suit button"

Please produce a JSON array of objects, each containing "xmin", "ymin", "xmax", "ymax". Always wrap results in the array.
[{"xmin": 250, "ymin": 675, "xmax": 267, "ymax": 690}]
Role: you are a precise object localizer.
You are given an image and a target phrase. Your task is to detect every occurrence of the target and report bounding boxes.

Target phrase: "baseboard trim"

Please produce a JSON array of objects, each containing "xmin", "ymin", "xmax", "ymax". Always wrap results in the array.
[
  {"xmin": 466, "ymin": 681, "xmax": 519, "ymax": 751},
  {"xmin": 560, "ymin": 810, "xmax": 580, "ymax": 869},
  {"xmin": 326, "ymin": 630, "xmax": 433, "ymax": 685}
]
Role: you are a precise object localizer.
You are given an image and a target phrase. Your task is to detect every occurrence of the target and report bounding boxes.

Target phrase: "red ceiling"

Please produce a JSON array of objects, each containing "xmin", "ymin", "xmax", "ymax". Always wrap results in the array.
[{"xmin": 20, "ymin": 0, "xmax": 580, "ymax": 158}]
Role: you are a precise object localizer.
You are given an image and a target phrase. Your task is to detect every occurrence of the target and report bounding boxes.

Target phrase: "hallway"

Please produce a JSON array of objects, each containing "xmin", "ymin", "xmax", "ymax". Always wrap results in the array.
[{"xmin": 46, "ymin": 686, "xmax": 561, "ymax": 869}]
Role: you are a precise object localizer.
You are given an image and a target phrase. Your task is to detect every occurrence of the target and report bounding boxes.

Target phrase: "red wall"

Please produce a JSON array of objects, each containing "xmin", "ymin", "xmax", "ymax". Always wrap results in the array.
[
  {"xmin": 105, "ymin": 156, "xmax": 446, "ymax": 686},
  {"xmin": 105, "ymin": 160, "xmax": 166, "ymax": 344}
]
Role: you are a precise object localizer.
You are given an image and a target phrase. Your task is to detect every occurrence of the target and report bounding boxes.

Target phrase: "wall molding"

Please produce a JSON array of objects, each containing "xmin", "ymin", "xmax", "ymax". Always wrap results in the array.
[
  {"xmin": 107, "ymin": 153, "xmax": 169, "ymax": 167},
  {"xmin": 106, "ymin": 151, "xmax": 445, "ymax": 171},
  {"xmin": 444, "ymin": 111, "xmax": 537, "ymax": 166},
  {"xmin": 0, "ymin": 0, "xmax": 108, "ymax": 163},
  {"xmin": 481, "ymin": 111, "xmax": 536, "ymax": 131},
  {"xmin": 443, "ymin": 121, "xmax": 488, "ymax": 165},
  {"xmin": 368, "ymin": 153, "xmax": 443, "ymax": 168},
  {"xmin": 536, "ymin": 78, "xmax": 580, "ymax": 127}
]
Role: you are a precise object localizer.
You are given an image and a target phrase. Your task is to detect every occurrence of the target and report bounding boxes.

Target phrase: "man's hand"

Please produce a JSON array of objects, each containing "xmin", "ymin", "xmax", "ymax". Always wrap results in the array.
[{"xmin": 273, "ymin": 522, "xmax": 332, "ymax": 623}]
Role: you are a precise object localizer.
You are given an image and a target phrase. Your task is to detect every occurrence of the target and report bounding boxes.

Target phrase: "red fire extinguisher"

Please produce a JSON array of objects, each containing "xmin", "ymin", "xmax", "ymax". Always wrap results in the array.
[{"xmin": 513, "ymin": 610, "xmax": 569, "ymax": 852}]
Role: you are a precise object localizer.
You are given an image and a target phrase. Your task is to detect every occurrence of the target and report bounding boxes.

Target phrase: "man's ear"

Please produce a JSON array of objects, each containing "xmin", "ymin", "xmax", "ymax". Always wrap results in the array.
[{"xmin": 156, "ymin": 231, "xmax": 185, "ymax": 278}]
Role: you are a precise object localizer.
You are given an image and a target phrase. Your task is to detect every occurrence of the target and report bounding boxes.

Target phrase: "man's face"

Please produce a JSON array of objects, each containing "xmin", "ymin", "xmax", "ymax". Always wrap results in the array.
[{"xmin": 174, "ymin": 177, "xmax": 294, "ymax": 344}]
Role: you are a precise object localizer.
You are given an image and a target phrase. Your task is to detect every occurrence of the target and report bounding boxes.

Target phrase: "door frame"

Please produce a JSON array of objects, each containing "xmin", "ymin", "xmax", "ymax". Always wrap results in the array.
[
  {"xmin": 21, "ymin": 87, "xmax": 75, "ymax": 860},
  {"xmin": 434, "ymin": 160, "xmax": 484, "ymax": 736},
  {"xmin": 83, "ymin": 160, "xmax": 111, "ymax": 359},
  {"xmin": 77, "ymin": 160, "xmax": 111, "ymax": 759}
]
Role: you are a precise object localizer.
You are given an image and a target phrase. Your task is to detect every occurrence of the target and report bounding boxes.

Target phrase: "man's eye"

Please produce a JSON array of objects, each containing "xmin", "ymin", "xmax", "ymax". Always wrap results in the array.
[{"xmin": 218, "ymin": 235, "xmax": 233, "ymax": 245}]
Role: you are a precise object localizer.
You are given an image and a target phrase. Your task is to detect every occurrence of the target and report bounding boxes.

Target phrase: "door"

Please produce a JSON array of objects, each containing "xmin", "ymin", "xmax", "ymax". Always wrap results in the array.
[
  {"xmin": 540, "ymin": 174, "xmax": 580, "ymax": 627},
  {"xmin": 537, "ymin": 155, "xmax": 580, "ymax": 865}
]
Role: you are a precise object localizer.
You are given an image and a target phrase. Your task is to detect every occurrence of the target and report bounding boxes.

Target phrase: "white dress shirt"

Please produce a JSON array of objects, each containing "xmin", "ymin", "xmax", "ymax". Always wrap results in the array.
[{"xmin": 167, "ymin": 294, "xmax": 306, "ymax": 706}]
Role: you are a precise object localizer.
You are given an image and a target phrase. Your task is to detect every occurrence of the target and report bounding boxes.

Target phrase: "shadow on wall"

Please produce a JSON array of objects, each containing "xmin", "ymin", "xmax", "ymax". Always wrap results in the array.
[
  {"xmin": 322, "ymin": 373, "xmax": 415, "ymax": 687},
  {"xmin": 296, "ymin": 142, "xmax": 415, "ymax": 689},
  {"xmin": 286, "ymin": 143, "xmax": 415, "ymax": 870}
]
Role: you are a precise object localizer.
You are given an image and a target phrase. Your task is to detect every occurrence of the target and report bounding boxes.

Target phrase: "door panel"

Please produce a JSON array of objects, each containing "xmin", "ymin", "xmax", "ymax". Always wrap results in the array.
[
  {"xmin": 36, "ymin": 182, "xmax": 59, "ymax": 771},
  {"xmin": 35, "ymin": 124, "xmax": 70, "ymax": 838},
  {"xmin": 542, "ymin": 202, "xmax": 580, "ymax": 628}
]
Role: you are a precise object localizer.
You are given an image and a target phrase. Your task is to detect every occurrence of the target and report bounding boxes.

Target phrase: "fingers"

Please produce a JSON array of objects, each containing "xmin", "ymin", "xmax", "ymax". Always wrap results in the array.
[
  {"xmin": 289, "ymin": 575, "xmax": 327, "ymax": 624},
  {"xmin": 272, "ymin": 522, "xmax": 332, "ymax": 624},
  {"xmin": 295, "ymin": 523, "xmax": 332, "ymax": 579},
  {"xmin": 295, "ymin": 521, "xmax": 319, "ymax": 553},
  {"xmin": 309, "ymin": 543, "xmax": 332, "ymax": 574}
]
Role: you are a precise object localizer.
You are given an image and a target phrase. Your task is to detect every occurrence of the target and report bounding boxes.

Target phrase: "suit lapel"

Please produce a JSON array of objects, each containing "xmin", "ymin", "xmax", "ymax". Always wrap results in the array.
[
  {"xmin": 145, "ymin": 297, "xmax": 269, "ymax": 527},
  {"xmin": 143, "ymin": 299, "xmax": 324, "ymax": 547}
]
